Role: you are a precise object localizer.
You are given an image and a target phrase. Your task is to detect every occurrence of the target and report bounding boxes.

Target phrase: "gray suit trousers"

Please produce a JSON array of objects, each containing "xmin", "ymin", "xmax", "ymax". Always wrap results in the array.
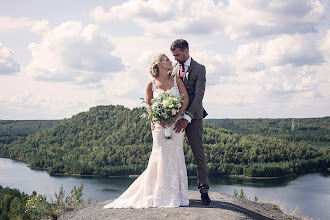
[{"xmin": 185, "ymin": 119, "xmax": 209, "ymax": 193}]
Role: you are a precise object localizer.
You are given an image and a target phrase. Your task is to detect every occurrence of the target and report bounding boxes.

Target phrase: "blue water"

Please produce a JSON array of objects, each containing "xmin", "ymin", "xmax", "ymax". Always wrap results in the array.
[{"xmin": 0, "ymin": 157, "xmax": 329, "ymax": 220}]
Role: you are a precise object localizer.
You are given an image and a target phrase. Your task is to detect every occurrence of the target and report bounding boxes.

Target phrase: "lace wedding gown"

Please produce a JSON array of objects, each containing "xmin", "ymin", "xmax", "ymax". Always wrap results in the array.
[{"xmin": 104, "ymin": 76, "xmax": 189, "ymax": 209}]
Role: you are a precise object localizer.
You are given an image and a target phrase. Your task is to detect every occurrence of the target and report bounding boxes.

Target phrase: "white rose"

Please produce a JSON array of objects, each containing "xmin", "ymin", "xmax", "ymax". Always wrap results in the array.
[
  {"xmin": 162, "ymin": 100, "xmax": 170, "ymax": 107},
  {"xmin": 172, "ymin": 109, "xmax": 177, "ymax": 115},
  {"xmin": 177, "ymin": 103, "xmax": 181, "ymax": 108},
  {"xmin": 152, "ymin": 102, "xmax": 158, "ymax": 109}
]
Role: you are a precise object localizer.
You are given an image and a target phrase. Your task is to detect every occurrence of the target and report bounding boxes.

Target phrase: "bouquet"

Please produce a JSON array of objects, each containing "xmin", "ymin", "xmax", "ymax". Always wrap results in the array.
[{"xmin": 141, "ymin": 91, "xmax": 186, "ymax": 139}]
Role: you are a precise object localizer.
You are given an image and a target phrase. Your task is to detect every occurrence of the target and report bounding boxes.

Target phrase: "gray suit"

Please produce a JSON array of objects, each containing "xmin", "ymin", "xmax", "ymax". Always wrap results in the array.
[{"xmin": 172, "ymin": 58, "xmax": 209, "ymax": 193}]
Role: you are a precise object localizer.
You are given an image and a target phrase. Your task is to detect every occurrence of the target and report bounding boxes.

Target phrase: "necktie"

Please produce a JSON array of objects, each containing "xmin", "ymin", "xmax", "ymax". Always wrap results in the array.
[{"xmin": 180, "ymin": 64, "xmax": 185, "ymax": 79}]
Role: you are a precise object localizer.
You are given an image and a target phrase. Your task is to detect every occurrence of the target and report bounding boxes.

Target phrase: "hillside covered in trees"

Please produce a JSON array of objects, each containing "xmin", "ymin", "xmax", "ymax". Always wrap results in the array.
[
  {"xmin": 0, "ymin": 105, "xmax": 329, "ymax": 178},
  {"xmin": 0, "ymin": 120, "xmax": 61, "ymax": 148},
  {"xmin": 205, "ymin": 118, "xmax": 330, "ymax": 148}
]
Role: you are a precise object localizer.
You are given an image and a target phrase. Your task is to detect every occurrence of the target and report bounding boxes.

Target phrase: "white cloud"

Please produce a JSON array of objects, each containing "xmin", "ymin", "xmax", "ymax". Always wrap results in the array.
[
  {"xmin": 314, "ymin": 62, "xmax": 330, "ymax": 101},
  {"xmin": 24, "ymin": 21, "xmax": 125, "ymax": 84},
  {"xmin": 90, "ymin": 6, "xmax": 113, "ymax": 22},
  {"xmin": 203, "ymin": 63, "xmax": 325, "ymax": 118},
  {"xmin": 192, "ymin": 50, "xmax": 236, "ymax": 85},
  {"xmin": 100, "ymin": 71, "xmax": 144, "ymax": 108},
  {"xmin": 90, "ymin": 1, "xmax": 176, "ymax": 22},
  {"xmin": 318, "ymin": 29, "xmax": 330, "ymax": 59},
  {"xmin": 0, "ymin": 16, "xmax": 35, "ymax": 32},
  {"xmin": 1, "ymin": 0, "xmax": 329, "ymax": 119},
  {"xmin": 90, "ymin": 0, "xmax": 326, "ymax": 39},
  {"xmin": 6, "ymin": 91, "xmax": 53, "ymax": 108},
  {"xmin": 205, "ymin": 83, "xmax": 257, "ymax": 106},
  {"xmin": 232, "ymin": 34, "xmax": 323, "ymax": 98},
  {"xmin": 0, "ymin": 16, "xmax": 49, "ymax": 34},
  {"xmin": 0, "ymin": 74, "xmax": 109, "ymax": 120},
  {"xmin": 105, "ymin": 36, "xmax": 172, "ymax": 106},
  {"xmin": 225, "ymin": 0, "xmax": 325, "ymax": 39},
  {"xmin": 235, "ymin": 34, "xmax": 324, "ymax": 71},
  {"xmin": 90, "ymin": 0, "xmax": 226, "ymax": 36},
  {"xmin": 31, "ymin": 20, "xmax": 51, "ymax": 34},
  {"xmin": 0, "ymin": 90, "xmax": 62, "ymax": 119},
  {"xmin": 0, "ymin": 43, "xmax": 20, "ymax": 74},
  {"xmin": 0, "ymin": 90, "xmax": 90, "ymax": 120},
  {"xmin": 256, "ymin": 65, "xmax": 319, "ymax": 97}
]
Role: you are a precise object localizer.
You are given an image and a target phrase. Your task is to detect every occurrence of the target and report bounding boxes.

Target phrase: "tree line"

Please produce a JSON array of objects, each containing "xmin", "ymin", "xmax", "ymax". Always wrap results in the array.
[
  {"xmin": 205, "ymin": 118, "xmax": 330, "ymax": 145},
  {"xmin": 0, "ymin": 105, "xmax": 329, "ymax": 178},
  {"xmin": 0, "ymin": 120, "xmax": 61, "ymax": 147}
]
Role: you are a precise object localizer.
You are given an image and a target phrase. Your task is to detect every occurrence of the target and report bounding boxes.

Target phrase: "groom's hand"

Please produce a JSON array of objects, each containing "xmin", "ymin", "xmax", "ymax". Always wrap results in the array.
[{"xmin": 174, "ymin": 118, "xmax": 189, "ymax": 133}]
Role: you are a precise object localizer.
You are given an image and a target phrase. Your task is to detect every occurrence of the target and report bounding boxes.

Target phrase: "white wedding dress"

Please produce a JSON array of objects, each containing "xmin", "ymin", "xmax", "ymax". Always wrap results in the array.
[{"xmin": 104, "ymin": 76, "xmax": 189, "ymax": 209}]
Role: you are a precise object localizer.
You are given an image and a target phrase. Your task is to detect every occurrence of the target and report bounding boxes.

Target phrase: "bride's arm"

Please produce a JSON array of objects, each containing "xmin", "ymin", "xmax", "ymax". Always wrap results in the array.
[
  {"xmin": 145, "ymin": 81, "xmax": 155, "ymax": 130},
  {"xmin": 145, "ymin": 81, "xmax": 153, "ymax": 115}
]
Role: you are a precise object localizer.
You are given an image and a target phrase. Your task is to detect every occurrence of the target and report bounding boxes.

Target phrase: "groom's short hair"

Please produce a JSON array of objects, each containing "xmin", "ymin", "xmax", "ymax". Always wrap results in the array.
[{"xmin": 170, "ymin": 39, "xmax": 189, "ymax": 52}]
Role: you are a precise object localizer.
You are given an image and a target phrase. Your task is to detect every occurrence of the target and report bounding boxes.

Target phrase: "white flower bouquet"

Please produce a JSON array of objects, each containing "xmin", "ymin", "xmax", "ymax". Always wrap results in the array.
[{"xmin": 141, "ymin": 91, "xmax": 186, "ymax": 139}]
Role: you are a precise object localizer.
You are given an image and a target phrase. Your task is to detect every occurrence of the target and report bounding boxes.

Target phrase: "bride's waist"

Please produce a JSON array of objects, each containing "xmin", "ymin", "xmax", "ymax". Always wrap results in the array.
[{"xmin": 155, "ymin": 116, "xmax": 182, "ymax": 127}]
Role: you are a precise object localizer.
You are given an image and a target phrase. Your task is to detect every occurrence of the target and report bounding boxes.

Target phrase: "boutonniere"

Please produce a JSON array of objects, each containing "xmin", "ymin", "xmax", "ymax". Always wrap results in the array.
[{"xmin": 186, "ymin": 72, "xmax": 189, "ymax": 80}]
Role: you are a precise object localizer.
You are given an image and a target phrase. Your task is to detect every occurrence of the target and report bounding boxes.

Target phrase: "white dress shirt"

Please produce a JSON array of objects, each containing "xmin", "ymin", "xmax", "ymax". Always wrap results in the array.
[
  {"xmin": 181, "ymin": 56, "xmax": 191, "ymax": 82},
  {"xmin": 181, "ymin": 56, "xmax": 192, "ymax": 123}
]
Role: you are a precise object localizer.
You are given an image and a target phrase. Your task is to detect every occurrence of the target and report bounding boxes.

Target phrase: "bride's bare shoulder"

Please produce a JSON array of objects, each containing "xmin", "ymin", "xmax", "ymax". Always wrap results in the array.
[{"xmin": 146, "ymin": 80, "xmax": 153, "ymax": 91}]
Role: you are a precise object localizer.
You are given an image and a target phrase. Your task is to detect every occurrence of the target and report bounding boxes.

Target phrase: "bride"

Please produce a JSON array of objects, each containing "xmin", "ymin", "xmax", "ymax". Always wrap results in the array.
[{"xmin": 104, "ymin": 53, "xmax": 189, "ymax": 208}]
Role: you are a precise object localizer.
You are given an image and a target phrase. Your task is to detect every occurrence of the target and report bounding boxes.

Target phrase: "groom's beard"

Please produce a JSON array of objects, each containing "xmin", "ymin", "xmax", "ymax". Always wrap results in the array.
[{"xmin": 180, "ymin": 58, "xmax": 188, "ymax": 65}]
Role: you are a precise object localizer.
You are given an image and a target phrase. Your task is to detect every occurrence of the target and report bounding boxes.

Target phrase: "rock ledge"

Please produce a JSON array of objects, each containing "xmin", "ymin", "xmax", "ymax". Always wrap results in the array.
[{"xmin": 58, "ymin": 190, "xmax": 301, "ymax": 220}]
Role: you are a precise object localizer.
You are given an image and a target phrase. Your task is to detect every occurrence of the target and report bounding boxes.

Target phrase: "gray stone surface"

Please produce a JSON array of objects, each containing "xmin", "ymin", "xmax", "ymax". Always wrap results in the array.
[{"xmin": 58, "ymin": 190, "xmax": 301, "ymax": 220}]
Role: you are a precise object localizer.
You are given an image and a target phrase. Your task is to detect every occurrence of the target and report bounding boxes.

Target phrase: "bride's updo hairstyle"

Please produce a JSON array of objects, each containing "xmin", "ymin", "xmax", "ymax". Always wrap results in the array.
[{"xmin": 149, "ymin": 53, "xmax": 166, "ymax": 78}]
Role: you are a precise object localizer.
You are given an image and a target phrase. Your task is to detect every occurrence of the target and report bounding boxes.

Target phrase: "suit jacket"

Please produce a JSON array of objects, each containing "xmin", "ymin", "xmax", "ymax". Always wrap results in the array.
[{"xmin": 171, "ymin": 58, "xmax": 208, "ymax": 119}]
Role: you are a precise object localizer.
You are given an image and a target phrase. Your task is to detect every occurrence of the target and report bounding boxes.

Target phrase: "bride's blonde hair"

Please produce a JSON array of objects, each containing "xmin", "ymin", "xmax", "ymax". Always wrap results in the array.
[{"xmin": 149, "ymin": 53, "xmax": 165, "ymax": 78}]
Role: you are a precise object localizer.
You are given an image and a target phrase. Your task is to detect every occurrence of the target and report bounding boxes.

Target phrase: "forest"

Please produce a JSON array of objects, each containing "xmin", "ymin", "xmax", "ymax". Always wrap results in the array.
[
  {"xmin": 0, "ymin": 184, "xmax": 86, "ymax": 220},
  {"xmin": 205, "ymin": 118, "xmax": 330, "ymax": 148},
  {"xmin": 0, "ymin": 105, "xmax": 329, "ymax": 178},
  {"xmin": 0, "ymin": 120, "xmax": 61, "ymax": 149},
  {"xmin": 0, "ymin": 185, "xmax": 30, "ymax": 219}
]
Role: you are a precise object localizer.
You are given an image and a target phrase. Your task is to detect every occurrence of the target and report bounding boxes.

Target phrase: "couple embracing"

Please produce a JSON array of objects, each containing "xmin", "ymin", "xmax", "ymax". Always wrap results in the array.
[{"xmin": 104, "ymin": 39, "xmax": 210, "ymax": 209}]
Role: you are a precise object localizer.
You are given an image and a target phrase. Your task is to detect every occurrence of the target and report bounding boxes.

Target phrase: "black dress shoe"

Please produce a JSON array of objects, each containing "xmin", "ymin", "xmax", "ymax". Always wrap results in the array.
[{"xmin": 201, "ymin": 193, "xmax": 211, "ymax": 205}]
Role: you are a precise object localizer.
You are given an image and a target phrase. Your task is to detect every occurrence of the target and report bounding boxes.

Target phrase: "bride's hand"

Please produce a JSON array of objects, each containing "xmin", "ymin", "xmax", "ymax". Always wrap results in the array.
[
  {"xmin": 169, "ymin": 114, "xmax": 180, "ymax": 125},
  {"xmin": 158, "ymin": 121, "xmax": 167, "ymax": 128},
  {"xmin": 154, "ymin": 120, "xmax": 167, "ymax": 128}
]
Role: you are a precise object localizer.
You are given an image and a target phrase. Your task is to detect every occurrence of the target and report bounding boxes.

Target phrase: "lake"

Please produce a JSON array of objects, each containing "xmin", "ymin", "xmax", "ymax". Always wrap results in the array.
[{"xmin": 0, "ymin": 157, "xmax": 329, "ymax": 220}]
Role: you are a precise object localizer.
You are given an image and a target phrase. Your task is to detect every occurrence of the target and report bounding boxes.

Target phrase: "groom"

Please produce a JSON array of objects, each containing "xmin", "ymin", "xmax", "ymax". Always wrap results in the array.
[{"xmin": 170, "ymin": 39, "xmax": 211, "ymax": 205}]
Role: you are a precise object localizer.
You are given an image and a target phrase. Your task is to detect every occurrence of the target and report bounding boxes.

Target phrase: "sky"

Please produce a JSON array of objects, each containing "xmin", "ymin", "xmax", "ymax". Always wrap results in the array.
[{"xmin": 1, "ymin": 0, "xmax": 330, "ymax": 120}]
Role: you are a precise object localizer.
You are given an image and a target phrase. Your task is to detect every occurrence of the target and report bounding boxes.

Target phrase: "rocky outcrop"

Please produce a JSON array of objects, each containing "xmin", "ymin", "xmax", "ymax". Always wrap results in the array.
[{"xmin": 58, "ymin": 190, "xmax": 301, "ymax": 220}]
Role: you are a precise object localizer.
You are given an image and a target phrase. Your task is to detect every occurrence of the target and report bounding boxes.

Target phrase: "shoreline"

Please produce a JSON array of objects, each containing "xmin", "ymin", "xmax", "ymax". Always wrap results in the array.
[{"xmin": 1, "ymin": 156, "xmax": 326, "ymax": 180}]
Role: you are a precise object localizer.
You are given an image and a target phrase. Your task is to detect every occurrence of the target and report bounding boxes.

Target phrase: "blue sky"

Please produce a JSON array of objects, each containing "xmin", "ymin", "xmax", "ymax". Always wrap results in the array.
[{"xmin": 1, "ymin": 0, "xmax": 330, "ymax": 119}]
